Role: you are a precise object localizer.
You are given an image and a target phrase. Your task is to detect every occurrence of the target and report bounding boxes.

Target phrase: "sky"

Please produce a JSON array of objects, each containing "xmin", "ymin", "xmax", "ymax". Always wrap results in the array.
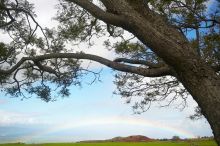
[{"xmin": 0, "ymin": 0, "xmax": 215, "ymax": 144}]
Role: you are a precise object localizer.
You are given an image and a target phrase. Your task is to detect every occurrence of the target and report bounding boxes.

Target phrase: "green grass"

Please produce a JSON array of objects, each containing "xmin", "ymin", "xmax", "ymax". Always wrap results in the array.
[{"xmin": 0, "ymin": 140, "xmax": 217, "ymax": 146}]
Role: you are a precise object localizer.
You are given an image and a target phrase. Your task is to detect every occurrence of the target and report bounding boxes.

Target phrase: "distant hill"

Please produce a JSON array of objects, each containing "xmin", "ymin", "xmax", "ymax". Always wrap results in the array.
[
  {"xmin": 110, "ymin": 135, "xmax": 153, "ymax": 142},
  {"xmin": 78, "ymin": 135, "xmax": 154, "ymax": 143}
]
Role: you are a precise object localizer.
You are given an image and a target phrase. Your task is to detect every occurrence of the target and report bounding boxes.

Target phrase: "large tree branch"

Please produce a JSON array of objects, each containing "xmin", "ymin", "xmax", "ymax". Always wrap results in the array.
[
  {"xmin": 0, "ymin": 53, "xmax": 174, "ymax": 77},
  {"xmin": 66, "ymin": 0, "xmax": 126, "ymax": 26}
]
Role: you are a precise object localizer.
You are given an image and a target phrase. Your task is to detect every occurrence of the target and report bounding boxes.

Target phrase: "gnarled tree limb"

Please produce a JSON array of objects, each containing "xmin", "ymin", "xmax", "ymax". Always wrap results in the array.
[{"xmin": 0, "ymin": 52, "xmax": 174, "ymax": 77}]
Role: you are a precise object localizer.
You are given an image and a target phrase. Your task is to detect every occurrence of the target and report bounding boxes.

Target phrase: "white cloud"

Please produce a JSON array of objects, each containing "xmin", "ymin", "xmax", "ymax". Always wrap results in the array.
[
  {"xmin": 0, "ymin": 110, "xmax": 48, "ymax": 126},
  {"xmin": 28, "ymin": 0, "xmax": 59, "ymax": 28}
]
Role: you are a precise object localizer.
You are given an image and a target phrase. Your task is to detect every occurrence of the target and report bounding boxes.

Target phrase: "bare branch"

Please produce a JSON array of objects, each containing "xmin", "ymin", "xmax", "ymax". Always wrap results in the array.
[{"xmin": 0, "ymin": 52, "xmax": 174, "ymax": 77}]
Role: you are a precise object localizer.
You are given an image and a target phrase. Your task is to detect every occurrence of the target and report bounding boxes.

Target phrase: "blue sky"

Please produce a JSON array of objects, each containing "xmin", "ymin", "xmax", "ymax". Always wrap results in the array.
[
  {"xmin": 0, "ymin": 0, "xmax": 215, "ymax": 144},
  {"xmin": 0, "ymin": 68, "xmax": 213, "ymax": 143}
]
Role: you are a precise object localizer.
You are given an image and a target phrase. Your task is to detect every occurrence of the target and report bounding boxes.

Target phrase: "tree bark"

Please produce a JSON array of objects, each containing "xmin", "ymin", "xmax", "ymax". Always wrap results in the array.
[{"xmin": 177, "ymin": 60, "xmax": 220, "ymax": 145}]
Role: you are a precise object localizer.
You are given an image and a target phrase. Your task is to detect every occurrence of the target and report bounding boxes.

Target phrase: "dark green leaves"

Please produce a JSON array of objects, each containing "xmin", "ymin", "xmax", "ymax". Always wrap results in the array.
[
  {"xmin": 0, "ymin": 42, "xmax": 7, "ymax": 58},
  {"xmin": 29, "ymin": 85, "xmax": 51, "ymax": 102}
]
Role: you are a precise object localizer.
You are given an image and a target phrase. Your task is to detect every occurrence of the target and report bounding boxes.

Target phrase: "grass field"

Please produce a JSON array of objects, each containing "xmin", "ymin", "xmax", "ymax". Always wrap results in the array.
[{"xmin": 0, "ymin": 140, "xmax": 217, "ymax": 146}]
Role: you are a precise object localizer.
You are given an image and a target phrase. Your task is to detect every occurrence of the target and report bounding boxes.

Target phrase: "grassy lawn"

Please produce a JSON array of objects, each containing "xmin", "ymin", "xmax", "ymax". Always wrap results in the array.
[{"xmin": 0, "ymin": 140, "xmax": 217, "ymax": 146}]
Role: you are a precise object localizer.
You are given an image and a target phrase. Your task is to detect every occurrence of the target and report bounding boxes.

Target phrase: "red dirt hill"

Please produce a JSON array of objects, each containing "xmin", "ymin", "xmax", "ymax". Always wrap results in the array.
[
  {"xmin": 78, "ymin": 135, "xmax": 153, "ymax": 143},
  {"xmin": 109, "ymin": 135, "xmax": 153, "ymax": 142}
]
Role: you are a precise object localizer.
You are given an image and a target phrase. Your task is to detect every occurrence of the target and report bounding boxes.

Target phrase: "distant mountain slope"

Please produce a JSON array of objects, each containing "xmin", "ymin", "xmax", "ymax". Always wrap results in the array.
[{"xmin": 78, "ymin": 135, "xmax": 154, "ymax": 143}]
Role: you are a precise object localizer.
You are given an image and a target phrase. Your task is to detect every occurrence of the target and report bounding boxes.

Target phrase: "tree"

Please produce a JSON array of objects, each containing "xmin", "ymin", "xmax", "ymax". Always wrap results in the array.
[
  {"xmin": 0, "ymin": 0, "xmax": 220, "ymax": 144},
  {"xmin": 171, "ymin": 135, "xmax": 181, "ymax": 141}
]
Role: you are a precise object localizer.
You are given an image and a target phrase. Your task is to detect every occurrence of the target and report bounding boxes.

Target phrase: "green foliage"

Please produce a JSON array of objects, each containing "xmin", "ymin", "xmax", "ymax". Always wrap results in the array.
[
  {"xmin": 56, "ymin": 1, "xmax": 104, "ymax": 44},
  {"xmin": 28, "ymin": 85, "xmax": 51, "ymax": 102},
  {"xmin": 115, "ymin": 42, "xmax": 145, "ymax": 54},
  {"xmin": 0, "ymin": 42, "xmax": 7, "ymax": 57},
  {"xmin": 201, "ymin": 32, "xmax": 220, "ymax": 64}
]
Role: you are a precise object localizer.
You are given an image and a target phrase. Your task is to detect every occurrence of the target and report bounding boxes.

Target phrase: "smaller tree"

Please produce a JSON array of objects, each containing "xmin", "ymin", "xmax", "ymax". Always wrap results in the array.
[{"xmin": 172, "ymin": 135, "xmax": 181, "ymax": 141}]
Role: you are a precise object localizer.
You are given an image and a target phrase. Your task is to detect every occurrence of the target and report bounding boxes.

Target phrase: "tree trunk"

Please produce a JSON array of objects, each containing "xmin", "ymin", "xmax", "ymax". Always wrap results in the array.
[{"xmin": 175, "ymin": 61, "xmax": 220, "ymax": 145}]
